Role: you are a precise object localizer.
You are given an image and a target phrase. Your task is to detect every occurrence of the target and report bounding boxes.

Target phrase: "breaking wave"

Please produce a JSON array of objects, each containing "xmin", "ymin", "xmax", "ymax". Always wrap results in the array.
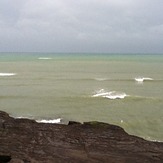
[
  {"xmin": 36, "ymin": 118, "xmax": 61, "ymax": 124},
  {"xmin": 93, "ymin": 77, "xmax": 161, "ymax": 83},
  {"xmin": 15, "ymin": 116, "xmax": 62, "ymax": 124},
  {"xmin": 0, "ymin": 73, "xmax": 16, "ymax": 76},
  {"xmin": 92, "ymin": 89, "xmax": 128, "ymax": 100},
  {"xmin": 135, "ymin": 77, "xmax": 153, "ymax": 83},
  {"xmin": 54, "ymin": 77, "xmax": 162, "ymax": 83}
]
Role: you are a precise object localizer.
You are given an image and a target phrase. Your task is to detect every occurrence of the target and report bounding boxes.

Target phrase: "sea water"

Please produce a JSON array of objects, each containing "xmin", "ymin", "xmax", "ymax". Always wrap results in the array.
[{"xmin": 0, "ymin": 53, "xmax": 163, "ymax": 141}]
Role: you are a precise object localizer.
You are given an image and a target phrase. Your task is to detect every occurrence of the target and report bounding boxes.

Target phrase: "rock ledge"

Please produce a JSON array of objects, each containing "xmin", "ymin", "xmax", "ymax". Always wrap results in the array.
[{"xmin": 0, "ymin": 111, "xmax": 163, "ymax": 163}]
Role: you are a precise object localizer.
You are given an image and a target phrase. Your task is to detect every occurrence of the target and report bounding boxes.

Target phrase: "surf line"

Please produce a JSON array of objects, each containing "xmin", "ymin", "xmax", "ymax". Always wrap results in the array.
[{"xmin": 36, "ymin": 118, "xmax": 61, "ymax": 124}]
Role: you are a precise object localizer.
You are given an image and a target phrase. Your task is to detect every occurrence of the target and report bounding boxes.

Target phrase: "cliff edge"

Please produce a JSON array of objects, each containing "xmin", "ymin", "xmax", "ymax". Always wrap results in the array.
[{"xmin": 0, "ymin": 111, "xmax": 163, "ymax": 163}]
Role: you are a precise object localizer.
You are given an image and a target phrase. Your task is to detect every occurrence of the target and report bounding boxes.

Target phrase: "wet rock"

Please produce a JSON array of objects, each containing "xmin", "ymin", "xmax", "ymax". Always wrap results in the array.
[
  {"xmin": 0, "ymin": 111, "xmax": 163, "ymax": 163},
  {"xmin": 0, "ymin": 155, "xmax": 11, "ymax": 163},
  {"xmin": 68, "ymin": 121, "xmax": 81, "ymax": 125}
]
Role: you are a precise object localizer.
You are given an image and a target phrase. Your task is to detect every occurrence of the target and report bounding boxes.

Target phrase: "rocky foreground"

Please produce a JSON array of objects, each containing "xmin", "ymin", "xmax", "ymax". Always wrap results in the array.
[{"xmin": 0, "ymin": 111, "xmax": 163, "ymax": 163}]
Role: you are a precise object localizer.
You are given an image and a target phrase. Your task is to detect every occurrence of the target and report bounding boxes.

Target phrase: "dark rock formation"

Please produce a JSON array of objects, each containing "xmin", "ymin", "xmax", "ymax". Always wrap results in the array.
[
  {"xmin": 0, "ymin": 110, "xmax": 163, "ymax": 163},
  {"xmin": 0, "ymin": 155, "xmax": 11, "ymax": 163}
]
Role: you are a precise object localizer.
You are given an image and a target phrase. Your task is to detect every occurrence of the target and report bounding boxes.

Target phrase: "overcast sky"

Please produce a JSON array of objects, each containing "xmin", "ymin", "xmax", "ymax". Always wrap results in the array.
[{"xmin": 0, "ymin": 0, "xmax": 163, "ymax": 53}]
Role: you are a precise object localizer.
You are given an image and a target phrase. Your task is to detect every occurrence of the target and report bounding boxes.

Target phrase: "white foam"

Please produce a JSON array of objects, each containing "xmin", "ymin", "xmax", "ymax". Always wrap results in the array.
[
  {"xmin": 0, "ymin": 73, "xmax": 16, "ymax": 76},
  {"xmin": 144, "ymin": 136, "xmax": 162, "ymax": 142},
  {"xmin": 15, "ymin": 116, "xmax": 61, "ymax": 124},
  {"xmin": 38, "ymin": 57, "xmax": 52, "ymax": 60},
  {"xmin": 36, "ymin": 118, "xmax": 61, "ymax": 124},
  {"xmin": 105, "ymin": 91, "xmax": 127, "ymax": 99},
  {"xmin": 135, "ymin": 77, "xmax": 153, "ymax": 83},
  {"xmin": 93, "ymin": 89, "xmax": 127, "ymax": 100},
  {"xmin": 16, "ymin": 116, "xmax": 29, "ymax": 119}
]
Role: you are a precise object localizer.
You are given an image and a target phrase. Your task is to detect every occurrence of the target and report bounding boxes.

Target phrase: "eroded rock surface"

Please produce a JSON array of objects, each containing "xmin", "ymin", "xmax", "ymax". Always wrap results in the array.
[{"xmin": 0, "ymin": 111, "xmax": 163, "ymax": 163}]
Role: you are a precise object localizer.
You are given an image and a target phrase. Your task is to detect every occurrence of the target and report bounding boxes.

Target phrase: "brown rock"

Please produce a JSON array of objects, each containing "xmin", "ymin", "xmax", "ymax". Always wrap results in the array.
[{"xmin": 0, "ymin": 110, "xmax": 163, "ymax": 163}]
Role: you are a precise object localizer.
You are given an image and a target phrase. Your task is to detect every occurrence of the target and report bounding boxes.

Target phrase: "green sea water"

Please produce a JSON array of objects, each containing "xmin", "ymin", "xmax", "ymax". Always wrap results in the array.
[{"xmin": 0, "ymin": 53, "xmax": 163, "ymax": 141}]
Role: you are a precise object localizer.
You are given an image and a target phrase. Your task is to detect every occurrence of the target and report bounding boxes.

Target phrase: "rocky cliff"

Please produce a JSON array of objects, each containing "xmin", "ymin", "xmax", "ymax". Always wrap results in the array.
[{"xmin": 0, "ymin": 111, "xmax": 163, "ymax": 163}]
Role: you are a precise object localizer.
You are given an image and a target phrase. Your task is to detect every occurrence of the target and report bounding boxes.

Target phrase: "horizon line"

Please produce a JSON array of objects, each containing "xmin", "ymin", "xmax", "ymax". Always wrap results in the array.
[{"xmin": 0, "ymin": 52, "xmax": 163, "ymax": 55}]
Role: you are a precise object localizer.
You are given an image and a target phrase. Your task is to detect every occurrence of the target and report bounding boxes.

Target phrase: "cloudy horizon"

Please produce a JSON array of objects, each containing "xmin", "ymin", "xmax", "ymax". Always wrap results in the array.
[{"xmin": 0, "ymin": 0, "xmax": 163, "ymax": 53}]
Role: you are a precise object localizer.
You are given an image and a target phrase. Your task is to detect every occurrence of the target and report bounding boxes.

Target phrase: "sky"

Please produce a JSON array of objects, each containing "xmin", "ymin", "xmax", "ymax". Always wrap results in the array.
[{"xmin": 0, "ymin": 0, "xmax": 163, "ymax": 53}]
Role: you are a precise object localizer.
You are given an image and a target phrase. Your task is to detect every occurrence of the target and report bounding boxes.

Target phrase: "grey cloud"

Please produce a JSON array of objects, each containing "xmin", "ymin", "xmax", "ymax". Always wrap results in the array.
[{"xmin": 0, "ymin": 0, "xmax": 163, "ymax": 53}]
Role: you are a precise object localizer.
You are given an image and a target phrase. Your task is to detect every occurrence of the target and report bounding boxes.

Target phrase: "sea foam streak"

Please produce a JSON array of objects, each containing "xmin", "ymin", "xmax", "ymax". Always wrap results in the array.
[
  {"xmin": 135, "ymin": 77, "xmax": 153, "ymax": 83},
  {"xmin": 93, "ymin": 89, "xmax": 127, "ymax": 99},
  {"xmin": 36, "ymin": 118, "xmax": 61, "ymax": 124},
  {"xmin": 0, "ymin": 73, "xmax": 16, "ymax": 76}
]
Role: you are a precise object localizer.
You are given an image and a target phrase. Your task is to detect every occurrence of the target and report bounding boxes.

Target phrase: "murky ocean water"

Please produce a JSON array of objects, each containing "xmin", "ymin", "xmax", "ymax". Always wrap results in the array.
[{"xmin": 0, "ymin": 53, "xmax": 163, "ymax": 141}]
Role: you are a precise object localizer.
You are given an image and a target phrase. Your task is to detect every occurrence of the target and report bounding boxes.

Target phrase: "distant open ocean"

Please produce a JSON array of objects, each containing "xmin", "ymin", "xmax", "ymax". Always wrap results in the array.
[{"xmin": 0, "ymin": 53, "xmax": 163, "ymax": 141}]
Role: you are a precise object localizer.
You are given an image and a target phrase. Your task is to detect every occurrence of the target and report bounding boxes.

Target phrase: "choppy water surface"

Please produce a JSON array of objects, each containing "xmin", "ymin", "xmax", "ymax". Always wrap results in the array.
[{"xmin": 0, "ymin": 53, "xmax": 163, "ymax": 141}]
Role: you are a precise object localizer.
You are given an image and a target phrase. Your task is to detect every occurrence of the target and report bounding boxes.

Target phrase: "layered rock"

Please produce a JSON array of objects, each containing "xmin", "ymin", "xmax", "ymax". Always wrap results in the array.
[{"xmin": 0, "ymin": 111, "xmax": 163, "ymax": 163}]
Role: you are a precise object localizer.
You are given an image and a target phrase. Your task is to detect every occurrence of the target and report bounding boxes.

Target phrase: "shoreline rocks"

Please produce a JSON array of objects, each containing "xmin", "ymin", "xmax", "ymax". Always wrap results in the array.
[{"xmin": 0, "ymin": 110, "xmax": 163, "ymax": 163}]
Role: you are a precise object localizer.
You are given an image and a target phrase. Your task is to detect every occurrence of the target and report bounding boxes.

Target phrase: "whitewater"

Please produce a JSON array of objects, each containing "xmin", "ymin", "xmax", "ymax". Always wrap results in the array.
[{"xmin": 0, "ymin": 53, "xmax": 163, "ymax": 142}]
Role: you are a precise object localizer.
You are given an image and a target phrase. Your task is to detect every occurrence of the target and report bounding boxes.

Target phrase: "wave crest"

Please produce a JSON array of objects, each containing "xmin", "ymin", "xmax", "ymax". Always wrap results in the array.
[
  {"xmin": 0, "ymin": 73, "xmax": 16, "ymax": 76},
  {"xmin": 135, "ymin": 77, "xmax": 153, "ymax": 83},
  {"xmin": 38, "ymin": 57, "xmax": 52, "ymax": 60},
  {"xmin": 94, "ymin": 78, "xmax": 109, "ymax": 81},
  {"xmin": 93, "ymin": 89, "xmax": 127, "ymax": 100}
]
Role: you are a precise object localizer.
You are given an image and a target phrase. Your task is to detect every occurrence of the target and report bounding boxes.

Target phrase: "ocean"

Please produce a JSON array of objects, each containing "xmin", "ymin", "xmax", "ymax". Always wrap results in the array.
[{"xmin": 0, "ymin": 53, "xmax": 163, "ymax": 141}]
